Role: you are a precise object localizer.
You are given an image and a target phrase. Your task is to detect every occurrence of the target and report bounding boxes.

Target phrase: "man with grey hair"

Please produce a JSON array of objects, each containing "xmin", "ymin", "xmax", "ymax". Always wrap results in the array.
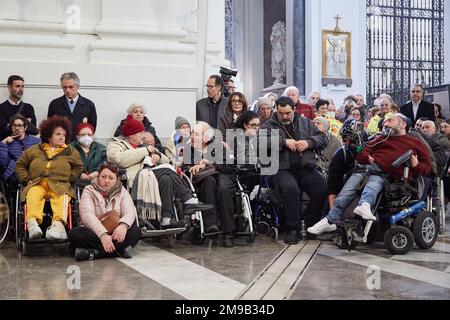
[
  {"xmin": 308, "ymin": 91, "xmax": 321, "ymax": 106},
  {"xmin": 283, "ymin": 86, "xmax": 315, "ymax": 120},
  {"xmin": 400, "ymin": 83, "xmax": 435, "ymax": 127},
  {"xmin": 48, "ymin": 72, "xmax": 97, "ymax": 141},
  {"xmin": 308, "ymin": 113, "xmax": 432, "ymax": 235}
]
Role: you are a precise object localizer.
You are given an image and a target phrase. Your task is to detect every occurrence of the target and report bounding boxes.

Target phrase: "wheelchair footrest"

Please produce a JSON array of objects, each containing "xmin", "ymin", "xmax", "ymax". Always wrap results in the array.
[{"xmin": 337, "ymin": 219, "xmax": 365, "ymax": 237}]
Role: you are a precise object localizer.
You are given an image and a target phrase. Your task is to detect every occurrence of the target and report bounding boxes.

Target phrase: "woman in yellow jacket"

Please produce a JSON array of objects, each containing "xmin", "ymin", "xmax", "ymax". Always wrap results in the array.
[{"xmin": 16, "ymin": 116, "xmax": 83, "ymax": 241}]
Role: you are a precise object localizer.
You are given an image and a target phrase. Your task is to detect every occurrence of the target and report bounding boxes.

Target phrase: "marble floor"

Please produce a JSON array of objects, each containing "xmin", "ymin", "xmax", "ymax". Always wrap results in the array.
[{"xmin": 1, "ymin": 226, "xmax": 449, "ymax": 300}]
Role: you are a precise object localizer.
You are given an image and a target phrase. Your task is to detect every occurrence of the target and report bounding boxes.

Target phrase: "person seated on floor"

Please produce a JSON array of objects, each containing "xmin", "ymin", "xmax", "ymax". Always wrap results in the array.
[
  {"xmin": 15, "ymin": 116, "xmax": 83, "ymax": 241},
  {"xmin": 71, "ymin": 123, "xmax": 106, "ymax": 188},
  {"xmin": 0, "ymin": 114, "xmax": 41, "ymax": 189},
  {"xmin": 107, "ymin": 115, "xmax": 213, "ymax": 229},
  {"xmin": 113, "ymin": 102, "xmax": 165, "ymax": 154},
  {"xmin": 68, "ymin": 162, "xmax": 141, "ymax": 261},
  {"xmin": 182, "ymin": 121, "xmax": 237, "ymax": 247},
  {"xmin": 308, "ymin": 113, "xmax": 432, "ymax": 235},
  {"xmin": 165, "ymin": 117, "xmax": 191, "ymax": 167}
]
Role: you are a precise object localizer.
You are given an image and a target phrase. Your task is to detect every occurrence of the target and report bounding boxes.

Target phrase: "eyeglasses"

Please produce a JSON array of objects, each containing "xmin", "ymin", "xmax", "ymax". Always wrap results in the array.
[
  {"xmin": 247, "ymin": 123, "xmax": 260, "ymax": 128},
  {"xmin": 231, "ymin": 99, "xmax": 242, "ymax": 104},
  {"xmin": 12, "ymin": 124, "xmax": 25, "ymax": 128},
  {"xmin": 205, "ymin": 85, "xmax": 216, "ymax": 89}
]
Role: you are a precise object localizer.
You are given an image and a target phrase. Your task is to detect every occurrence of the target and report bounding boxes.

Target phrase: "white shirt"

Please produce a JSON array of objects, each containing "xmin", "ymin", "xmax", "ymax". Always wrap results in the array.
[
  {"xmin": 8, "ymin": 98, "xmax": 21, "ymax": 106},
  {"xmin": 66, "ymin": 95, "xmax": 79, "ymax": 105},
  {"xmin": 412, "ymin": 101, "xmax": 420, "ymax": 120}
]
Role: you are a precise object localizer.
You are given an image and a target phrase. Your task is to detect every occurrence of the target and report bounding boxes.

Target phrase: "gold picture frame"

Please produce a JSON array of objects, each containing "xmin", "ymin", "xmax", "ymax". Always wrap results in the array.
[{"xmin": 322, "ymin": 29, "xmax": 351, "ymax": 80}]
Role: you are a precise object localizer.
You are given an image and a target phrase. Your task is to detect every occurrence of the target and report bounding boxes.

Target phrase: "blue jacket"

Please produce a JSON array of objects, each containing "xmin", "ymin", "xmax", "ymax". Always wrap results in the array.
[{"xmin": 0, "ymin": 135, "xmax": 41, "ymax": 180}]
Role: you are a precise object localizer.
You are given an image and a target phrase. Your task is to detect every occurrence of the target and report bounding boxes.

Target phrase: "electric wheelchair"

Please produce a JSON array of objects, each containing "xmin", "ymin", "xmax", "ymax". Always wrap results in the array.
[{"xmin": 334, "ymin": 150, "xmax": 440, "ymax": 255}]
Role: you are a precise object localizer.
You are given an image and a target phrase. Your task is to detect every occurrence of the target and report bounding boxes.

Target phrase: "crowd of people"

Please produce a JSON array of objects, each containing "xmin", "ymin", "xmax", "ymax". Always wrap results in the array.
[{"xmin": 0, "ymin": 72, "xmax": 449, "ymax": 260}]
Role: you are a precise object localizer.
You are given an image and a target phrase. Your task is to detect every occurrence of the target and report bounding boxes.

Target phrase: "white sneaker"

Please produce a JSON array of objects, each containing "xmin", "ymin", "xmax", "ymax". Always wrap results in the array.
[
  {"xmin": 307, "ymin": 218, "xmax": 337, "ymax": 235},
  {"xmin": 354, "ymin": 202, "xmax": 376, "ymax": 221},
  {"xmin": 45, "ymin": 221, "xmax": 67, "ymax": 241},
  {"xmin": 27, "ymin": 218, "xmax": 43, "ymax": 240}
]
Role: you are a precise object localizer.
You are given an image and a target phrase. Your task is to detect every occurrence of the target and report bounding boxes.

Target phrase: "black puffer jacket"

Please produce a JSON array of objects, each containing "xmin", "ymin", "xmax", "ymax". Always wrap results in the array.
[{"xmin": 259, "ymin": 113, "xmax": 328, "ymax": 172}]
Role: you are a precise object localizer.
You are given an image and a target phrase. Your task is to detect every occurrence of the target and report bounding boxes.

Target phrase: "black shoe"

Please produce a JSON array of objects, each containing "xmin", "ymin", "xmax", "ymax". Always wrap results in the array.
[
  {"xmin": 75, "ymin": 248, "xmax": 99, "ymax": 261},
  {"xmin": 284, "ymin": 230, "xmax": 299, "ymax": 245},
  {"xmin": 119, "ymin": 246, "xmax": 133, "ymax": 259},
  {"xmin": 183, "ymin": 201, "xmax": 215, "ymax": 214},
  {"xmin": 222, "ymin": 233, "xmax": 234, "ymax": 248},
  {"xmin": 206, "ymin": 224, "xmax": 220, "ymax": 234},
  {"xmin": 161, "ymin": 219, "xmax": 187, "ymax": 230}
]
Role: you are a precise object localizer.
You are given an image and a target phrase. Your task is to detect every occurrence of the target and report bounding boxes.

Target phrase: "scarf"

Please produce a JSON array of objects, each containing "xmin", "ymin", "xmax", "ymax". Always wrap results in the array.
[
  {"xmin": 92, "ymin": 179, "xmax": 122, "ymax": 208},
  {"xmin": 131, "ymin": 166, "xmax": 162, "ymax": 222}
]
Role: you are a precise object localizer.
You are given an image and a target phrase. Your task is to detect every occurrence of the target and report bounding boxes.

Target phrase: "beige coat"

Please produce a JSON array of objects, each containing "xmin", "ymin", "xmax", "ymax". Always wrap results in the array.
[
  {"xmin": 106, "ymin": 137, "xmax": 170, "ymax": 188},
  {"xmin": 79, "ymin": 184, "xmax": 136, "ymax": 238}
]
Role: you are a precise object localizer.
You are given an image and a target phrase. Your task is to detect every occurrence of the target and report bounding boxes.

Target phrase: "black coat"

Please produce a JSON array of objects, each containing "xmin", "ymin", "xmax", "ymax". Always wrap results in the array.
[
  {"xmin": 113, "ymin": 116, "xmax": 165, "ymax": 154},
  {"xmin": 259, "ymin": 113, "xmax": 328, "ymax": 172},
  {"xmin": 0, "ymin": 100, "xmax": 38, "ymax": 139},
  {"xmin": 196, "ymin": 97, "xmax": 228, "ymax": 129},
  {"xmin": 47, "ymin": 95, "xmax": 97, "ymax": 141},
  {"xmin": 400, "ymin": 100, "xmax": 436, "ymax": 127}
]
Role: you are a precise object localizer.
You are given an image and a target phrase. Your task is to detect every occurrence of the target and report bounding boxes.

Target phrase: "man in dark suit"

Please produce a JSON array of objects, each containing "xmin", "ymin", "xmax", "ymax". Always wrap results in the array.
[
  {"xmin": 400, "ymin": 83, "xmax": 435, "ymax": 127},
  {"xmin": 47, "ymin": 72, "xmax": 97, "ymax": 141},
  {"xmin": 196, "ymin": 75, "xmax": 228, "ymax": 129}
]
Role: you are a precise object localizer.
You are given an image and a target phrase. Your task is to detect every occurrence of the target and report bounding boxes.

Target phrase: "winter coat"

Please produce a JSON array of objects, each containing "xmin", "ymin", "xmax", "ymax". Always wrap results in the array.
[
  {"xmin": 79, "ymin": 184, "xmax": 136, "ymax": 238},
  {"xmin": 15, "ymin": 143, "xmax": 83, "ymax": 201},
  {"xmin": 71, "ymin": 140, "xmax": 107, "ymax": 174},
  {"xmin": 0, "ymin": 135, "xmax": 41, "ymax": 180}
]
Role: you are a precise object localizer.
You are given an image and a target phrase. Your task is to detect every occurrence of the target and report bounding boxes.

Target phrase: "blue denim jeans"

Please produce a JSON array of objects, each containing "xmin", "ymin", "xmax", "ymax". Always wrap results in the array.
[{"xmin": 327, "ymin": 164, "xmax": 384, "ymax": 224}]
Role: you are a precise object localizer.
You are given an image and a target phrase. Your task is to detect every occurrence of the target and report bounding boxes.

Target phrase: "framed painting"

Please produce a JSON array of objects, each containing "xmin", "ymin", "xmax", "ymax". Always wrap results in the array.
[{"xmin": 322, "ymin": 29, "xmax": 351, "ymax": 80}]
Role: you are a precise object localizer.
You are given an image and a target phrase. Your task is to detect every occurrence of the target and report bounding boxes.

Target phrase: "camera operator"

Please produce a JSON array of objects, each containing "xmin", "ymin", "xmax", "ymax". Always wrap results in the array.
[
  {"xmin": 196, "ymin": 75, "xmax": 228, "ymax": 129},
  {"xmin": 220, "ymin": 67, "xmax": 238, "ymax": 98}
]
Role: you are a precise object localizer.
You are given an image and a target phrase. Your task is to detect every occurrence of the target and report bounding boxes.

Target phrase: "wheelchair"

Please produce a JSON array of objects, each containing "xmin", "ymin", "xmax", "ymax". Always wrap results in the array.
[
  {"xmin": 15, "ymin": 186, "xmax": 79, "ymax": 255},
  {"xmin": 334, "ymin": 150, "xmax": 439, "ymax": 255},
  {"xmin": 0, "ymin": 180, "xmax": 11, "ymax": 245},
  {"xmin": 120, "ymin": 166, "xmax": 186, "ymax": 248},
  {"xmin": 180, "ymin": 165, "xmax": 256, "ymax": 245}
]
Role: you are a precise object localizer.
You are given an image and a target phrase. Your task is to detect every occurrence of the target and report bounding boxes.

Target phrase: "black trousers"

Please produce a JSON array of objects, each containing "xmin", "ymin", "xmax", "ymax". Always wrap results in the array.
[
  {"xmin": 275, "ymin": 169, "xmax": 327, "ymax": 230},
  {"xmin": 196, "ymin": 173, "xmax": 236, "ymax": 234},
  {"xmin": 153, "ymin": 168, "xmax": 192, "ymax": 219},
  {"xmin": 68, "ymin": 224, "xmax": 141, "ymax": 257}
]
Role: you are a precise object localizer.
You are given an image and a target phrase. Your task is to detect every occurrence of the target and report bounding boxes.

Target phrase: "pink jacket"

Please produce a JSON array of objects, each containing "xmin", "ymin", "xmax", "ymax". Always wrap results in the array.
[{"xmin": 79, "ymin": 184, "xmax": 137, "ymax": 238}]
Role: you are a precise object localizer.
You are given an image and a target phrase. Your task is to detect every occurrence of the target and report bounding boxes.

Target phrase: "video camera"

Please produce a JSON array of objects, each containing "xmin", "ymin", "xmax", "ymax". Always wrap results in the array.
[{"xmin": 220, "ymin": 67, "xmax": 238, "ymax": 98}]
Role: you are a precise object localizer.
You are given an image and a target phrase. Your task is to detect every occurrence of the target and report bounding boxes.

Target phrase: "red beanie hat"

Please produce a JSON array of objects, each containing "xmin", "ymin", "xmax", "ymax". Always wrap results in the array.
[
  {"xmin": 122, "ymin": 115, "xmax": 145, "ymax": 137},
  {"xmin": 76, "ymin": 122, "xmax": 95, "ymax": 135}
]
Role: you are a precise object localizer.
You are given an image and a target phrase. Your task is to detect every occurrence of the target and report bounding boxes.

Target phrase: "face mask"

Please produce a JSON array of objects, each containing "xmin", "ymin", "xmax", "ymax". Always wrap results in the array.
[
  {"xmin": 327, "ymin": 112, "xmax": 336, "ymax": 118},
  {"xmin": 79, "ymin": 135, "xmax": 93, "ymax": 147}
]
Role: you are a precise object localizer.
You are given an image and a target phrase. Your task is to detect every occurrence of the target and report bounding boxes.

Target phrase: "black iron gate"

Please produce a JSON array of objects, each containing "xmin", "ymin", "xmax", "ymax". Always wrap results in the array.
[{"xmin": 366, "ymin": 0, "xmax": 445, "ymax": 106}]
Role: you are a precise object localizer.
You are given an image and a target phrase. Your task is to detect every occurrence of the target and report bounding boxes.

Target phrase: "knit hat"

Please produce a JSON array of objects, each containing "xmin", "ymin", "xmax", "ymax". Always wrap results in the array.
[
  {"xmin": 313, "ymin": 116, "xmax": 330, "ymax": 131},
  {"xmin": 175, "ymin": 116, "xmax": 190, "ymax": 130},
  {"xmin": 258, "ymin": 97, "xmax": 272, "ymax": 109},
  {"xmin": 122, "ymin": 115, "xmax": 145, "ymax": 137},
  {"xmin": 76, "ymin": 122, "xmax": 95, "ymax": 135}
]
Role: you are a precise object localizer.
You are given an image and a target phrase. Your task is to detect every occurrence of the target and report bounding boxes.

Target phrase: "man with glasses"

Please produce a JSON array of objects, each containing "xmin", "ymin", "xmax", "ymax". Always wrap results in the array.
[
  {"xmin": 0, "ymin": 114, "xmax": 41, "ymax": 187},
  {"xmin": 401, "ymin": 84, "xmax": 435, "ymax": 127},
  {"xmin": 48, "ymin": 72, "xmax": 97, "ymax": 141},
  {"xmin": 196, "ymin": 75, "xmax": 229, "ymax": 129},
  {"xmin": 0, "ymin": 75, "xmax": 38, "ymax": 140}
]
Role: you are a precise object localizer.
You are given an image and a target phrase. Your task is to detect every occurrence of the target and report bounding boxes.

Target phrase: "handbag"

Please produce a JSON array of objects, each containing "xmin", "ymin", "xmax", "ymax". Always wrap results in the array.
[
  {"xmin": 192, "ymin": 164, "xmax": 219, "ymax": 185},
  {"xmin": 99, "ymin": 210, "xmax": 121, "ymax": 234}
]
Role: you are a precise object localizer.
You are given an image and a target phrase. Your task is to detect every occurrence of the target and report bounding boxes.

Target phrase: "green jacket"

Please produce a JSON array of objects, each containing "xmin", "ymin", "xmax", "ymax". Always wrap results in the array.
[
  {"xmin": 16, "ymin": 143, "xmax": 83, "ymax": 201},
  {"xmin": 71, "ymin": 140, "xmax": 107, "ymax": 174}
]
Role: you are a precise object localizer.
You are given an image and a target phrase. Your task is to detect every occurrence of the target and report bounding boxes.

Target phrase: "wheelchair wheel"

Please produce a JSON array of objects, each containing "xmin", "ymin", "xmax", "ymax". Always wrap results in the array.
[
  {"xmin": 188, "ymin": 226, "xmax": 205, "ymax": 245},
  {"xmin": 0, "ymin": 192, "xmax": 10, "ymax": 244},
  {"xmin": 21, "ymin": 239, "xmax": 28, "ymax": 256},
  {"xmin": 167, "ymin": 234, "xmax": 176, "ymax": 248},
  {"xmin": 384, "ymin": 226, "xmax": 414, "ymax": 255},
  {"xmin": 412, "ymin": 211, "xmax": 438, "ymax": 249},
  {"xmin": 270, "ymin": 227, "xmax": 278, "ymax": 242},
  {"xmin": 256, "ymin": 221, "xmax": 270, "ymax": 236}
]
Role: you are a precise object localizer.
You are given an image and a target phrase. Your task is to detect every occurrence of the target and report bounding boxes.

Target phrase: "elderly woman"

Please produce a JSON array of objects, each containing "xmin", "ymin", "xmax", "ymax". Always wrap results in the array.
[
  {"xmin": 16, "ymin": 116, "xmax": 83, "ymax": 241},
  {"xmin": 218, "ymin": 92, "xmax": 248, "ymax": 142},
  {"xmin": 114, "ymin": 102, "xmax": 164, "ymax": 154},
  {"xmin": 68, "ymin": 162, "xmax": 141, "ymax": 261},
  {"xmin": 182, "ymin": 121, "xmax": 238, "ymax": 248},
  {"xmin": 0, "ymin": 114, "xmax": 41, "ymax": 187},
  {"xmin": 165, "ymin": 116, "xmax": 191, "ymax": 166},
  {"xmin": 71, "ymin": 123, "xmax": 106, "ymax": 187},
  {"xmin": 257, "ymin": 97, "xmax": 273, "ymax": 124},
  {"xmin": 313, "ymin": 117, "xmax": 342, "ymax": 168},
  {"xmin": 107, "ymin": 115, "xmax": 212, "ymax": 229}
]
